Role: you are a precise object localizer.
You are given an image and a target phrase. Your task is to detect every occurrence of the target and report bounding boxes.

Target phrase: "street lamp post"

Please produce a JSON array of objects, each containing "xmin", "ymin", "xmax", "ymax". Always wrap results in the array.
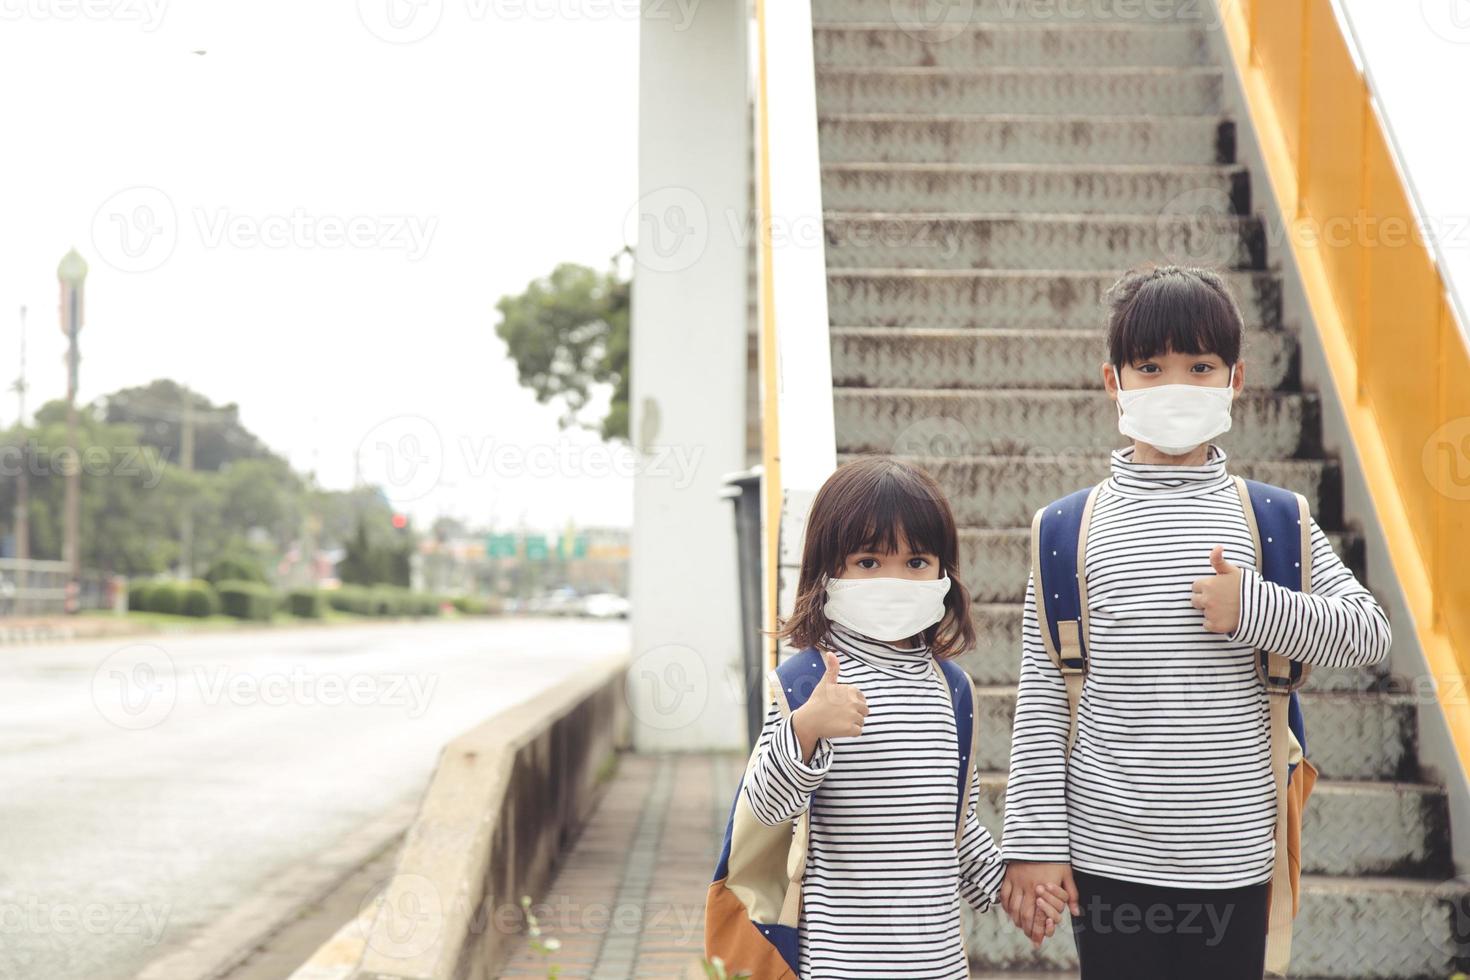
[{"xmin": 57, "ymin": 248, "xmax": 87, "ymax": 614}]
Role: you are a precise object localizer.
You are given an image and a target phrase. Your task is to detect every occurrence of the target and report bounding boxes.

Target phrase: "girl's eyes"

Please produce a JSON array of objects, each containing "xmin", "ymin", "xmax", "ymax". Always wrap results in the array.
[
  {"xmin": 1134, "ymin": 362, "xmax": 1218, "ymax": 375},
  {"xmin": 853, "ymin": 556, "xmax": 931, "ymax": 570}
]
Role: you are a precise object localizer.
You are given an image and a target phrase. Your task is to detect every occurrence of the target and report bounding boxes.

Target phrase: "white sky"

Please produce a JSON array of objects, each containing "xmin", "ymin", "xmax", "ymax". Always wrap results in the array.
[
  {"xmin": 0, "ymin": 0, "xmax": 640, "ymax": 534},
  {"xmin": 2, "ymin": 1, "xmax": 1465, "ymax": 536},
  {"xmin": 1336, "ymin": 0, "xmax": 1470, "ymax": 339}
]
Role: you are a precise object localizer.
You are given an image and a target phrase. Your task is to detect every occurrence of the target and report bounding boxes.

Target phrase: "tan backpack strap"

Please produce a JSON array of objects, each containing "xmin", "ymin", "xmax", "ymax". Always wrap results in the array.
[
  {"xmin": 1230, "ymin": 476, "xmax": 1311, "ymax": 974},
  {"xmin": 766, "ymin": 665, "xmax": 810, "ymax": 926}
]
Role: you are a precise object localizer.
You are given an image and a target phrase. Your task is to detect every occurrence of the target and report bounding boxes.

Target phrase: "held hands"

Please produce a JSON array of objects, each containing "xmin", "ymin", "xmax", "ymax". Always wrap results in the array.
[
  {"xmin": 1191, "ymin": 545, "xmax": 1243, "ymax": 634},
  {"xmin": 790, "ymin": 651, "xmax": 869, "ymax": 753},
  {"xmin": 1000, "ymin": 862, "xmax": 1079, "ymax": 949}
]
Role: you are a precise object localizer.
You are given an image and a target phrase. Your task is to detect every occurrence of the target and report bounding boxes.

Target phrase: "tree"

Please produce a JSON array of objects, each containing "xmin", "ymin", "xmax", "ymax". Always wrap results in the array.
[
  {"xmin": 99, "ymin": 379, "xmax": 276, "ymax": 473},
  {"xmin": 493, "ymin": 253, "xmax": 630, "ymax": 442}
]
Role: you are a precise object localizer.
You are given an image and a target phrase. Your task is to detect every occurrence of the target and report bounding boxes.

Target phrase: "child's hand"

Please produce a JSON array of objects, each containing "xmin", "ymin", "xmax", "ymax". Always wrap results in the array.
[
  {"xmin": 1032, "ymin": 883, "xmax": 1069, "ymax": 944},
  {"xmin": 1000, "ymin": 862, "xmax": 1080, "ymax": 949},
  {"xmin": 1192, "ymin": 544, "xmax": 1243, "ymax": 634},
  {"xmin": 792, "ymin": 650, "xmax": 868, "ymax": 742}
]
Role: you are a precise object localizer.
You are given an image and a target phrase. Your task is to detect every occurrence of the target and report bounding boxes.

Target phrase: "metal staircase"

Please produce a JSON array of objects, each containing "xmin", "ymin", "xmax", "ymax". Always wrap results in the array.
[{"xmin": 810, "ymin": 0, "xmax": 1466, "ymax": 975}]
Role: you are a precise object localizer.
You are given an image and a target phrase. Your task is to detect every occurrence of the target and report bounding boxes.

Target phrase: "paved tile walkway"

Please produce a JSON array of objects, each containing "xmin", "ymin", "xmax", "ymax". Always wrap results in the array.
[
  {"xmin": 497, "ymin": 749, "xmax": 1080, "ymax": 980},
  {"xmin": 498, "ymin": 750, "xmax": 744, "ymax": 980}
]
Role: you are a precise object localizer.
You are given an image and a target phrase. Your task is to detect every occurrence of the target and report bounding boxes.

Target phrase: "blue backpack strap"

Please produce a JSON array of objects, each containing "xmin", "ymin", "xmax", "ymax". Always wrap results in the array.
[
  {"xmin": 938, "ymin": 658, "xmax": 979, "ymax": 841},
  {"xmin": 770, "ymin": 645, "xmax": 830, "ymax": 716},
  {"xmin": 1233, "ymin": 476, "xmax": 1313, "ymax": 773},
  {"xmin": 1032, "ymin": 481, "xmax": 1106, "ymax": 757}
]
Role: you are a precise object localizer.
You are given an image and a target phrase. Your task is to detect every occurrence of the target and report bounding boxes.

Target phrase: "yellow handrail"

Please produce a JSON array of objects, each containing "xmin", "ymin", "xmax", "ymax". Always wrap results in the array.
[
  {"xmin": 754, "ymin": 0, "xmax": 782, "ymax": 675},
  {"xmin": 1223, "ymin": 0, "xmax": 1470, "ymax": 730}
]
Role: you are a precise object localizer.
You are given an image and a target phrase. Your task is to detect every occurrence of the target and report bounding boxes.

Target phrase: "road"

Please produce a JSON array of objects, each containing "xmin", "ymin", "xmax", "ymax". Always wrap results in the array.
[{"xmin": 0, "ymin": 616, "xmax": 630, "ymax": 980}]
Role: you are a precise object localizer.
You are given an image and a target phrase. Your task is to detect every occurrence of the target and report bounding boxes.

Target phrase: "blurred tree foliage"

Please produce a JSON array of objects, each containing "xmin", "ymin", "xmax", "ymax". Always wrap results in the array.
[
  {"xmin": 0, "ymin": 381, "xmax": 411, "ymax": 581},
  {"xmin": 493, "ymin": 253, "xmax": 630, "ymax": 442}
]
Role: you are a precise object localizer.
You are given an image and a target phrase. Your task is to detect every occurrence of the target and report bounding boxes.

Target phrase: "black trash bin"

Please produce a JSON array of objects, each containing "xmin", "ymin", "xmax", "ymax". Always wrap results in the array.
[{"xmin": 721, "ymin": 467, "xmax": 764, "ymax": 753}]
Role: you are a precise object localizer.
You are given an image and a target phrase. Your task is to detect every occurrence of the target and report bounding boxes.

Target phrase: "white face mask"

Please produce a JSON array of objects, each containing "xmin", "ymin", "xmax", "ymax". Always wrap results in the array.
[
  {"xmin": 822, "ymin": 573, "xmax": 951, "ymax": 643},
  {"xmin": 1114, "ymin": 363, "xmax": 1236, "ymax": 456}
]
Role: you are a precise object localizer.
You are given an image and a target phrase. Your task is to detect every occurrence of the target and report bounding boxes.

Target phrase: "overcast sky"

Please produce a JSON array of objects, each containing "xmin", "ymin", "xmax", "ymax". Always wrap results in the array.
[
  {"xmin": 1, "ymin": 1, "xmax": 1465, "ymax": 536},
  {"xmin": 0, "ymin": 0, "xmax": 639, "ymax": 534}
]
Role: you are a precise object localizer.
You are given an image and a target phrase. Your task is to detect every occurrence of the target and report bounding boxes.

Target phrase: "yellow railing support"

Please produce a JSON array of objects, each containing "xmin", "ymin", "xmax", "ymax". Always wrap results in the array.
[{"xmin": 1219, "ymin": 0, "xmax": 1470, "ymax": 750}]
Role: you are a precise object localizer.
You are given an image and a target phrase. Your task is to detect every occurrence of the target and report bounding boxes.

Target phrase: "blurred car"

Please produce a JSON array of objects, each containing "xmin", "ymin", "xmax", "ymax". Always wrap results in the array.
[{"xmin": 579, "ymin": 592, "xmax": 630, "ymax": 619}]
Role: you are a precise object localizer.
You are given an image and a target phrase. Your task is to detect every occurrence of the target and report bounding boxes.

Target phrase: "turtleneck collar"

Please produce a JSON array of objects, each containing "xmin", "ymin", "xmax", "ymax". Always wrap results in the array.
[
  {"xmin": 821, "ymin": 620, "xmax": 935, "ymax": 678},
  {"xmin": 1107, "ymin": 442, "xmax": 1232, "ymax": 499}
]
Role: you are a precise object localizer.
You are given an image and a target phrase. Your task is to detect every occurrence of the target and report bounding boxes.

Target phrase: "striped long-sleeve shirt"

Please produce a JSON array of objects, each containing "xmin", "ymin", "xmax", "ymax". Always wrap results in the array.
[
  {"xmin": 744, "ymin": 620, "xmax": 1006, "ymax": 979},
  {"xmin": 999, "ymin": 443, "xmax": 1392, "ymax": 888}
]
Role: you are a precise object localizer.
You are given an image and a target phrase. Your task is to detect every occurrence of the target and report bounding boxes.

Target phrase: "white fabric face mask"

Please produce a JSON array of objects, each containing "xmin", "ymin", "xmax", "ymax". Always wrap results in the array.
[
  {"xmin": 822, "ymin": 573, "xmax": 951, "ymax": 643},
  {"xmin": 1114, "ymin": 363, "xmax": 1236, "ymax": 456}
]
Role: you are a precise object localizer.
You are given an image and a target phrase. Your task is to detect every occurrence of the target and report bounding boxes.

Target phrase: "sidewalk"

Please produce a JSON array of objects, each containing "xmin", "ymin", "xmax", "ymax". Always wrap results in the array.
[{"xmin": 497, "ymin": 750, "xmax": 745, "ymax": 980}]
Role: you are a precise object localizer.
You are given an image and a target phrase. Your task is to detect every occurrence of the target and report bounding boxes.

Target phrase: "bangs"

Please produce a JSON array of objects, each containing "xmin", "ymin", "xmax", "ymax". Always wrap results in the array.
[
  {"xmin": 822, "ymin": 460, "xmax": 950, "ymax": 573},
  {"xmin": 1106, "ymin": 266, "xmax": 1244, "ymax": 369}
]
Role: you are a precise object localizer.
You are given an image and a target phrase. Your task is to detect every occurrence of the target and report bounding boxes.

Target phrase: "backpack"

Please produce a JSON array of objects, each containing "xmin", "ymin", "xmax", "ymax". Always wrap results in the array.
[
  {"xmin": 1033, "ymin": 474, "xmax": 1319, "ymax": 977},
  {"xmin": 704, "ymin": 645, "xmax": 982, "ymax": 978}
]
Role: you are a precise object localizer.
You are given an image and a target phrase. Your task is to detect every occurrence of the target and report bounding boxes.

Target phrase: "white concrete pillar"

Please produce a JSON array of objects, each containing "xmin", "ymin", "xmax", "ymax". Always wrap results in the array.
[{"xmin": 628, "ymin": 0, "xmax": 749, "ymax": 751}]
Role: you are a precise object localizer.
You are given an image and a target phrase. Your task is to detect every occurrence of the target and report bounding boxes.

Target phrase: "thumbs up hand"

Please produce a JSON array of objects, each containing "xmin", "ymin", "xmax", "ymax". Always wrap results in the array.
[
  {"xmin": 792, "ymin": 651, "xmax": 869, "ymax": 748},
  {"xmin": 1191, "ymin": 544, "xmax": 1243, "ymax": 634}
]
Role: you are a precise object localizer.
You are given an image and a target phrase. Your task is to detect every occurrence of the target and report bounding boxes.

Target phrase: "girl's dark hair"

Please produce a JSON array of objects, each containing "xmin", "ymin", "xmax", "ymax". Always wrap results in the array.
[
  {"xmin": 771, "ymin": 455, "xmax": 975, "ymax": 661},
  {"xmin": 1104, "ymin": 264, "xmax": 1245, "ymax": 372}
]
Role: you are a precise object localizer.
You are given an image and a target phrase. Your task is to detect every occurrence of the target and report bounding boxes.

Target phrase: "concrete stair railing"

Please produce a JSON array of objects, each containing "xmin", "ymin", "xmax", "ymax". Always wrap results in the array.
[{"xmin": 810, "ymin": 0, "xmax": 1470, "ymax": 975}]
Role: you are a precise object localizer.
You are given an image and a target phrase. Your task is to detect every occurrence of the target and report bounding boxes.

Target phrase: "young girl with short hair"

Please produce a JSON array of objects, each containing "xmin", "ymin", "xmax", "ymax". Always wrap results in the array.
[{"xmin": 745, "ymin": 455, "xmax": 1065, "ymax": 979}]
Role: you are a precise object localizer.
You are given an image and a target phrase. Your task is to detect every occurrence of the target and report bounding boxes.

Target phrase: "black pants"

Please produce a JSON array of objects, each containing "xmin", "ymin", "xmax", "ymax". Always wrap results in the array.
[{"xmin": 1069, "ymin": 867, "xmax": 1270, "ymax": 980}]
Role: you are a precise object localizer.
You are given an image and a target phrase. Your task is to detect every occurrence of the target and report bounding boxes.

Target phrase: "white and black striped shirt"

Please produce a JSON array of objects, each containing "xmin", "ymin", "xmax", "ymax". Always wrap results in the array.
[
  {"xmin": 745, "ymin": 621, "xmax": 1006, "ymax": 979},
  {"xmin": 1000, "ymin": 443, "xmax": 1392, "ymax": 888}
]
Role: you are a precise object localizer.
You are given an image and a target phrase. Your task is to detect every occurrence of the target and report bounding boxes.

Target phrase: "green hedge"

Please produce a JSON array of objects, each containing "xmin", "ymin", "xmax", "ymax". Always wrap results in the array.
[
  {"xmin": 323, "ymin": 585, "xmax": 445, "ymax": 618},
  {"xmin": 128, "ymin": 580, "xmax": 156, "ymax": 612},
  {"xmin": 287, "ymin": 588, "xmax": 327, "ymax": 618},
  {"xmin": 452, "ymin": 595, "xmax": 490, "ymax": 615},
  {"xmin": 216, "ymin": 579, "xmax": 277, "ymax": 621},
  {"xmin": 179, "ymin": 580, "xmax": 219, "ymax": 617}
]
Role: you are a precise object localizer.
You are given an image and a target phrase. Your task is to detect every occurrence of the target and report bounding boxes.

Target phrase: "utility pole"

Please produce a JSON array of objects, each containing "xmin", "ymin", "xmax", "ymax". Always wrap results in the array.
[
  {"xmin": 57, "ymin": 249, "xmax": 87, "ymax": 613},
  {"xmin": 12, "ymin": 306, "xmax": 29, "ymax": 614},
  {"xmin": 179, "ymin": 392, "xmax": 195, "ymax": 579}
]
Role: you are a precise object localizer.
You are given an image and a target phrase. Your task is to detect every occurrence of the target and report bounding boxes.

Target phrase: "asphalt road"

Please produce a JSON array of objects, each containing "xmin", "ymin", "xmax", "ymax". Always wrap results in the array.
[{"xmin": 0, "ymin": 616, "xmax": 630, "ymax": 980}]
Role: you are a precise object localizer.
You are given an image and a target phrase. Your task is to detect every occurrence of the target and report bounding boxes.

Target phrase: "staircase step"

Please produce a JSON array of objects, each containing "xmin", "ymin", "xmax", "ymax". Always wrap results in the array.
[
  {"xmin": 814, "ymin": 22, "xmax": 1210, "ymax": 70},
  {"xmin": 954, "ymin": 523, "xmax": 1351, "ymax": 604},
  {"xmin": 823, "ymin": 211, "xmax": 1264, "ymax": 271},
  {"xmin": 814, "ymin": 0, "xmax": 1215, "ymax": 27},
  {"xmin": 838, "ymin": 453, "xmax": 1335, "ymax": 528},
  {"xmin": 963, "ymin": 872, "xmax": 1470, "ymax": 977},
  {"xmin": 816, "ymin": 67, "xmax": 1224, "ymax": 115},
  {"xmin": 820, "ymin": 163, "xmax": 1249, "ymax": 215},
  {"xmin": 834, "ymin": 387, "xmax": 1312, "ymax": 459},
  {"xmin": 826, "ymin": 269, "xmax": 1281, "ymax": 329},
  {"xmin": 970, "ymin": 687, "xmax": 1419, "ymax": 785},
  {"xmin": 831, "ymin": 326, "xmax": 1292, "ymax": 389},
  {"xmin": 820, "ymin": 113, "xmax": 1234, "ymax": 165},
  {"xmin": 971, "ymin": 770, "xmax": 1445, "ymax": 877}
]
